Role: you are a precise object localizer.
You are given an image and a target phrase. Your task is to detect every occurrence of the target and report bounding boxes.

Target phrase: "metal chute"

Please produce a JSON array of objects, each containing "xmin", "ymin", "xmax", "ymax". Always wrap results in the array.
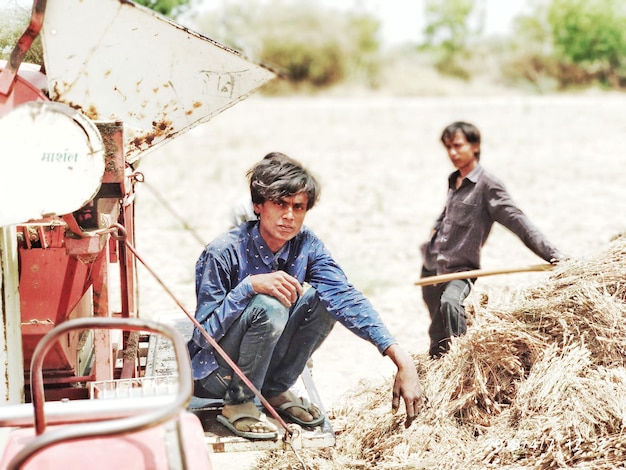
[{"xmin": 41, "ymin": 0, "xmax": 276, "ymax": 164}]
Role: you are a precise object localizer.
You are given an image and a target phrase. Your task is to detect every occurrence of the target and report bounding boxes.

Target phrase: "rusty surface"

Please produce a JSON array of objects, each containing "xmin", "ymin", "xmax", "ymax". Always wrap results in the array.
[
  {"xmin": 97, "ymin": 122, "xmax": 125, "ymax": 184},
  {"xmin": 130, "ymin": 119, "xmax": 174, "ymax": 153},
  {"xmin": 41, "ymin": 0, "xmax": 276, "ymax": 164}
]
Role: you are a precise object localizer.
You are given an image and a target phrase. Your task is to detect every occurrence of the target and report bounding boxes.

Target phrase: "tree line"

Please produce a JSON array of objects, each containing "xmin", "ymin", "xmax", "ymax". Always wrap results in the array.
[{"xmin": 2, "ymin": 0, "xmax": 625, "ymax": 94}]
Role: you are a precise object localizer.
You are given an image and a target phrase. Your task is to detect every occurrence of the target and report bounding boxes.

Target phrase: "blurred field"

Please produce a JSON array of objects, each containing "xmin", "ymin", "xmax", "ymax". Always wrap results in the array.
[{"xmin": 134, "ymin": 92, "xmax": 626, "ymax": 421}]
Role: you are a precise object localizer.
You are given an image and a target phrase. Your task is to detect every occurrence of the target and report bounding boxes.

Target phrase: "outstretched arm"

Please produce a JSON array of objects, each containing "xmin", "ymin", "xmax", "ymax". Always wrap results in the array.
[
  {"xmin": 384, "ymin": 344, "xmax": 423, "ymax": 428},
  {"xmin": 488, "ymin": 181, "xmax": 565, "ymax": 262}
]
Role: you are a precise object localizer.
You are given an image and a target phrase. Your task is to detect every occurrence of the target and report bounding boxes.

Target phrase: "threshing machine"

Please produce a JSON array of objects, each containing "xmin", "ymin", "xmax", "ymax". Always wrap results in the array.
[{"xmin": 0, "ymin": 0, "xmax": 275, "ymax": 467}]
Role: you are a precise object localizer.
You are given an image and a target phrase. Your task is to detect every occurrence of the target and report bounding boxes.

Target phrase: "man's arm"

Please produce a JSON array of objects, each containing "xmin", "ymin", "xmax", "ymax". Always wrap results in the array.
[
  {"xmin": 384, "ymin": 344, "xmax": 423, "ymax": 428},
  {"xmin": 303, "ymin": 230, "xmax": 423, "ymax": 425},
  {"xmin": 487, "ymin": 182, "xmax": 565, "ymax": 262},
  {"xmin": 249, "ymin": 271, "xmax": 303, "ymax": 307},
  {"xmin": 192, "ymin": 248, "xmax": 255, "ymax": 349}
]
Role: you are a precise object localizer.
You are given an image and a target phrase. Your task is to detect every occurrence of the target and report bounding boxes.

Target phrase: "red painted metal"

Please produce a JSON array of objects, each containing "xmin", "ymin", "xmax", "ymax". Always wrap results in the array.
[
  {"xmin": 16, "ymin": 121, "xmax": 136, "ymax": 387},
  {"xmin": 0, "ymin": 0, "xmax": 48, "ymax": 115},
  {"xmin": 0, "ymin": 0, "xmax": 46, "ymax": 97},
  {"xmin": 0, "ymin": 314, "xmax": 211, "ymax": 468},
  {"xmin": 0, "ymin": 71, "xmax": 48, "ymax": 117},
  {"xmin": 19, "ymin": 246, "xmax": 101, "ymax": 371},
  {"xmin": 0, "ymin": 412, "xmax": 212, "ymax": 470},
  {"xmin": 0, "ymin": 0, "xmax": 272, "ymax": 464}
]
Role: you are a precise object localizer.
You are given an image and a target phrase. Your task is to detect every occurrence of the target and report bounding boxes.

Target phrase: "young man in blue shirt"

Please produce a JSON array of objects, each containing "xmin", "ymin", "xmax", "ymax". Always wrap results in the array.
[{"xmin": 189, "ymin": 152, "xmax": 422, "ymax": 439}]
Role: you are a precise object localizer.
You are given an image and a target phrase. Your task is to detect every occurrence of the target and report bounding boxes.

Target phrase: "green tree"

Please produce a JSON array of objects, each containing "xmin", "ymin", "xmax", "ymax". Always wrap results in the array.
[
  {"xmin": 505, "ymin": 0, "xmax": 626, "ymax": 90},
  {"xmin": 548, "ymin": 0, "xmax": 626, "ymax": 87},
  {"xmin": 0, "ymin": 6, "xmax": 44, "ymax": 65},
  {"xmin": 422, "ymin": 0, "xmax": 483, "ymax": 80},
  {"xmin": 500, "ymin": 1, "xmax": 562, "ymax": 92}
]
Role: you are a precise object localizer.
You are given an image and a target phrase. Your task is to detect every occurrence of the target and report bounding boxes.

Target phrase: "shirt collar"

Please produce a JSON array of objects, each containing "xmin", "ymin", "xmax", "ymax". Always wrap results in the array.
[
  {"xmin": 250, "ymin": 223, "xmax": 291, "ymax": 268},
  {"xmin": 448, "ymin": 164, "xmax": 483, "ymax": 188},
  {"xmin": 465, "ymin": 164, "xmax": 482, "ymax": 183}
]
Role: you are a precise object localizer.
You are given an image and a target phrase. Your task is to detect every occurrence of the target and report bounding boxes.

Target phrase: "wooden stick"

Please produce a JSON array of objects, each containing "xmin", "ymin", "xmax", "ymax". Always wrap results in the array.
[{"xmin": 414, "ymin": 263, "xmax": 554, "ymax": 287}]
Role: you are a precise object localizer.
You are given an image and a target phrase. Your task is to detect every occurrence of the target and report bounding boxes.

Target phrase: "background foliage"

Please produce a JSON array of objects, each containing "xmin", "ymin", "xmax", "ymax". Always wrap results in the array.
[
  {"xmin": 2, "ymin": 0, "xmax": 626, "ymax": 94},
  {"xmin": 421, "ymin": 0, "xmax": 483, "ymax": 80},
  {"xmin": 133, "ymin": 0, "xmax": 191, "ymax": 16},
  {"xmin": 190, "ymin": 0, "xmax": 382, "ymax": 93}
]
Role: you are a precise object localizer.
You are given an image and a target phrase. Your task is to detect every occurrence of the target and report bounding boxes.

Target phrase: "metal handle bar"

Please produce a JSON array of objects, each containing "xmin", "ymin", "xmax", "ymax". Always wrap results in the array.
[{"xmin": 7, "ymin": 316, "xmax": 192, "ymax": 470}]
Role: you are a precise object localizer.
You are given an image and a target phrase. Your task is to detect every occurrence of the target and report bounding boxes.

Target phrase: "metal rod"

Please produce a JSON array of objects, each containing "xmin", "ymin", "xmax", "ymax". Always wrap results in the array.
[
  {"xmin": 0, "ymin": 396, "xmax": 176, "ymax": 428},
  {"xmin": 140, "ymin": 179, "xmax": 206, "ymax": 248},
  {"xmin": 0, "ymin": 0, "xmax": 47, "ymax": 95},
  {"xmin": 10, "ymin": 317, "xmax": 193, "ymax": 470}
]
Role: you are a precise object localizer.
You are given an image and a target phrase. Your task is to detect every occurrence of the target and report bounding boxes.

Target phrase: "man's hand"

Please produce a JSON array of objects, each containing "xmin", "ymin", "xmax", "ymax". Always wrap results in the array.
[
  {"xmin": 385, "ymin": 344, "xmax": 423, "ymax": 428},
  {"xmin": 250, "ymin": 272, "xmax": 303, "ymax": 307},
  {"xmin": 550, "ymin": 255, "xmax": 569, "ymax": 265}
]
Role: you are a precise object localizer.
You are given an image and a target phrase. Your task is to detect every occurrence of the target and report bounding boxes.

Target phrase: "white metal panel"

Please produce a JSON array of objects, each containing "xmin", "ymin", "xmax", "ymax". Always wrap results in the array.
[{"xmin": 41, "ymin": 0, "xmax": 276, "ymax": 164}]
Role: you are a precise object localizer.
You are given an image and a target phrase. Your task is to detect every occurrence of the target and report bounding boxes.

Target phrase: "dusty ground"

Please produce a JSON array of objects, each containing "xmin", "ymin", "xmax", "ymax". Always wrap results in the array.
[{"xmin": 134, "ymin": 91, "xmax": 626, "ymax": 468}]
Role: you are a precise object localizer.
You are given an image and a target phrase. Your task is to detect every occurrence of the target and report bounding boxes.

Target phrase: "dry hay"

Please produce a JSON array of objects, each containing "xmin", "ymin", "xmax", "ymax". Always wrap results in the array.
[{"xmin": 257, "ymin": 235, "xmax": 626, "ymax": 469}]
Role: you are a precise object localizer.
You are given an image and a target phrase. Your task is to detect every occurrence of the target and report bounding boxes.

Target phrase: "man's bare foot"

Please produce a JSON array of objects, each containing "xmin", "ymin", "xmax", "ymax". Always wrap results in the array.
[
  {"xmin": 220, "ymin": 401, "xmax": 278, "ymax": 437},
  {"xmin": 267, "ymin": 390, "xmax": 324, "ymax": 426}
]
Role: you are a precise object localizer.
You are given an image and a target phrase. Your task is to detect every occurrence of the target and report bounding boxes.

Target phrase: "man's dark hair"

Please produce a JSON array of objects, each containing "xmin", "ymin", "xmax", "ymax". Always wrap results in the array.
[
  {"xmin": 247, "ymin": 152, "xmax": 321, "ymax": 211},
  {"xmin": 441, "ymin": 121, "xmax": 481, "ymax": 160}
]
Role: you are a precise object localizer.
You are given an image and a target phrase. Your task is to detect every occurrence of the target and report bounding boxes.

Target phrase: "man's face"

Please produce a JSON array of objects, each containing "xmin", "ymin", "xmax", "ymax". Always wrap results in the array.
[
  {"xmin": 254, "ymin": 193, "xmax": 308, "ymax": 252},
  {"xmin": 443, "ymin": 130, "xmax": 479, "ymax": 175}
]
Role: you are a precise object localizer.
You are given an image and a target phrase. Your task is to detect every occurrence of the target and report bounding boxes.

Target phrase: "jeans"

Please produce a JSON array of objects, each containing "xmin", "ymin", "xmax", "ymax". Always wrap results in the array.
[
  {"xmin": 421, "ymin": 266, "xmax": 472, "ymax": 358},
  {"xmin": 193, "ymin": 287, "xmax": 336, "ymax": 405}
]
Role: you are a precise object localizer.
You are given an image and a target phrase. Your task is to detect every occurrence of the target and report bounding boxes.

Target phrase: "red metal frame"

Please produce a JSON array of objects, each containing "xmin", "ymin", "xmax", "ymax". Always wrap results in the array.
[
  {"xmin": 0, "ymin": 317, "xmax": 212, "ymax": 470},
  {"xmin": 16, "ymin": 121, "xmax": 141, "ymax": 400}
]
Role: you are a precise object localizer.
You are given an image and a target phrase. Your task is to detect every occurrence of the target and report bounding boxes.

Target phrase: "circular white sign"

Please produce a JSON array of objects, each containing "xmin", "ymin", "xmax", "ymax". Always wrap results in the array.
[{"xmin": 0, "ymin": 101, "xmax": 105, "ymax": 226}]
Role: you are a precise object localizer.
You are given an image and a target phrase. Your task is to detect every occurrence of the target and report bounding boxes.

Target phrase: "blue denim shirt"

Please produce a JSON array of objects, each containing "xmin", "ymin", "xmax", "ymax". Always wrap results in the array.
[
  {"xmin": 188, "ymin": 222, "xmax": 397, "ymax": 380},
  {"xmin": 421, "ymin": 165, "xmax": 565, "ymax": 275}
]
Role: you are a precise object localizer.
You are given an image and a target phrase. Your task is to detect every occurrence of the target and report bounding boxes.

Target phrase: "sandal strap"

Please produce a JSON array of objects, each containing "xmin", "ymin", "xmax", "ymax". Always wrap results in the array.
[
  {"xmin": 277, "ymin": 397, "xmax": 313, "ymax": 412},
  {"xmin": 227, "ymin": 411, "xmax": 267, "ymax": 423}
]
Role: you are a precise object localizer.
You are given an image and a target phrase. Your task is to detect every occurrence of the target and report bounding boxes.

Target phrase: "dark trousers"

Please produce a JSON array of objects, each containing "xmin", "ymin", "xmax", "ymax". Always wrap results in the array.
[
  {"xmin": 194, "ymin": 288, "xmax": 336, "ymax": 405},
  {"xmin": 421, "ymin": 266, "xmax": 472, "ymax": 358}
]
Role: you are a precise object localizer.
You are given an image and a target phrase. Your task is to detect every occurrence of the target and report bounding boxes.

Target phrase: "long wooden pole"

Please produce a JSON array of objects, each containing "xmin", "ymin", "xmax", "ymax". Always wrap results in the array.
[{"xmin": 414, "ymin": 263, "xmax": 554, "ymax": 287}]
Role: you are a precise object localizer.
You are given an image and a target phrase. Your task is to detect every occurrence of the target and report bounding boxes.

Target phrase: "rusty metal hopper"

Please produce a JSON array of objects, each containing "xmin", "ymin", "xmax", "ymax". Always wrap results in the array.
[{"xmin": 41, "ymin": 0, "xmax": 276, "ymax": 164}]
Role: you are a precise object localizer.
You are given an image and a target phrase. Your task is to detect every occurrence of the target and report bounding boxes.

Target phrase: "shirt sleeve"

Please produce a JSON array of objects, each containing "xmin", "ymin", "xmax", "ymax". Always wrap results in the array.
[
  {"xmin": 191, "ymin": 246, "xmax": 255, "ymax": 350},
  {"xmin": 485, "ymin": 179, "xmax": 564, "ymax": 262},
  {"xmin": 304, "ymin": 236, "xmax": 397, "ymax": 355}
]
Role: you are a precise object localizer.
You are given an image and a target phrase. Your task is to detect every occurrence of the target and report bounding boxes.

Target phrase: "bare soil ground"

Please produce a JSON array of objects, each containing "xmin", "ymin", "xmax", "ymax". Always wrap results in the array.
[{"xmin": 134, "ymin": 92, "xmax": 626, "ymax": 468}]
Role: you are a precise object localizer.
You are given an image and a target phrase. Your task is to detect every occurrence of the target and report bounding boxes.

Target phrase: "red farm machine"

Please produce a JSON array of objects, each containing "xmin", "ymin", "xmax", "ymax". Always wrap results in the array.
[{"xmin": 0, "ymin": 0, "xmax": 283, "ymax": 468}]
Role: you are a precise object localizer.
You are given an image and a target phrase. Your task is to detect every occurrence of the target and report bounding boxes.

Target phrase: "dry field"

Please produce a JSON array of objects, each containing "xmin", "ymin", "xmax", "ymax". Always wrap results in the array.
[{"xmin": 133, "ymin": 92, "xmax": 626, "ymax": 467}]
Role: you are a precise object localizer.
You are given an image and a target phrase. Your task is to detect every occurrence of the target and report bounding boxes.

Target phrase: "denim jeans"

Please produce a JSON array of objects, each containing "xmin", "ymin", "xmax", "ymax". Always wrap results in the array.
[
  {"xmin": 421, "ymin": 266, "xmax": 472, "ymax": 358},
  {"xmin": 194, "ymin": 287, "xmax": 336, "ymax": 405}
]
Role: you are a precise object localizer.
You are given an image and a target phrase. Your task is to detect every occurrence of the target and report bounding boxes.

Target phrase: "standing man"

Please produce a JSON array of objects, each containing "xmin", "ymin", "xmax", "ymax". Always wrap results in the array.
[
  {"xmin": 189, "ymin": 152, "xmax": 422, "ymax": 440},
  {"xmin": 420, "ymin": 122, "xmax": 566, "ymax": 358}
]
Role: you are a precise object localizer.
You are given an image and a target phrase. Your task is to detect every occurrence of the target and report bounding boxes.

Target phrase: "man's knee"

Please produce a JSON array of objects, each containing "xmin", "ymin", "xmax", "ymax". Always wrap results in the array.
[
  {"xmin": 246, "ymin": 294, "xmax": 290, "ymax": 333},
  {"xmin": 250, "ymin": 293, "xmax": 288, "ymax": 312},
  {"xmin": 440, "ymin": 280, "xmax": 470, "ymax": 308},
  {"xmin": 297, "ymin": 287, "xmax": 321, "ymax": 313},
  {"xmin": 297, "ymin": 288, "xmax": 335, "ymax": 329},
  {"xmin": 439, "ymin": 294, "xmax": 462, "ymax": 313}
]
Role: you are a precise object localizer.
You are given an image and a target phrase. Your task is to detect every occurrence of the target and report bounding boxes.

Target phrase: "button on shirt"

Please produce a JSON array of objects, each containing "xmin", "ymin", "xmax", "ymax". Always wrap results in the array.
[
  {"xmin": 188, "ymin": 222, "xmax": 397, "ymax": 380},
  {"xmin": 421, "ymin": 165, "xmax": 564, "ymax": 275}
]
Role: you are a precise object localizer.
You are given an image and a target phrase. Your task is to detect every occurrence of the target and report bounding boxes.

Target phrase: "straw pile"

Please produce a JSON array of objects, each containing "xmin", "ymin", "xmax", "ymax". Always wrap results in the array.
[{"xmin": 258, "ymin": 234, "xmax": 626, "ymax": 469}]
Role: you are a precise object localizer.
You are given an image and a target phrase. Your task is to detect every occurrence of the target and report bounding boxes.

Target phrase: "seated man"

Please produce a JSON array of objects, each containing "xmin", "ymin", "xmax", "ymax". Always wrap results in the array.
[{"xmin": 188, "ymin": 152, "xmax": 422, "ymax": 439}]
